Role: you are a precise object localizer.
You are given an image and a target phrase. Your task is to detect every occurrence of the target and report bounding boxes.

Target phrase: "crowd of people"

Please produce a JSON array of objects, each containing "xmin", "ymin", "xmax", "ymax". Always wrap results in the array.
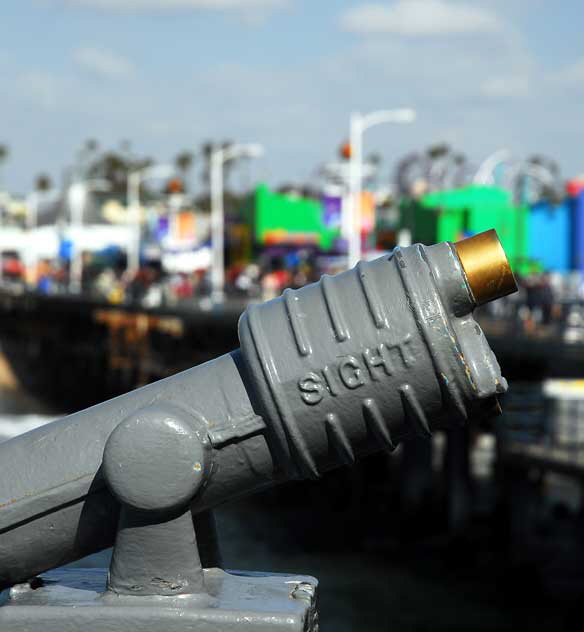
[
  {"xmin": 483, "ymin": 268, "xmax": 584, "ymax": 339},
  {"xmin": 0, "ymin": 247, "xmax": 328, "ymax": 307},
  {"xmin": 5, "ymin": 248, "xmax": 584, "ymax": 341}
]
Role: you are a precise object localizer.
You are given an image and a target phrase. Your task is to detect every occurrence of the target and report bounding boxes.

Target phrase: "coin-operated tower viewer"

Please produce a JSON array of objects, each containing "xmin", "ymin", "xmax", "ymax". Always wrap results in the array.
[{"xmin": 0, "ymin": 230, "xmax": 516, "ymax": 631}]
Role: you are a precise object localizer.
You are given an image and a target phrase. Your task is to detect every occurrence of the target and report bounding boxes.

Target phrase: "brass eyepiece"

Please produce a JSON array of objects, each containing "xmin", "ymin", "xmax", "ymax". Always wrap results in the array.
[{"xmin": 454, "ymin": 229, "xmax": 518, "ymax": 306}]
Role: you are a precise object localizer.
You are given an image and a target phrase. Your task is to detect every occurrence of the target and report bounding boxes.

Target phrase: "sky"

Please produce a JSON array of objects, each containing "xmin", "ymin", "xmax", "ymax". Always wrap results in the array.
[{"xmin": 1, "ymin": 0, "xmax": 584, "ymax": 194}]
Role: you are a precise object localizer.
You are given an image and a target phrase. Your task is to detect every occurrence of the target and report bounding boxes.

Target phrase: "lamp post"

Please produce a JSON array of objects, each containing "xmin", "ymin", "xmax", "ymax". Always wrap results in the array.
[
  {"xmin": 68, "ymin": 182, "xmax": 86, "ymax": 293},
  {"xmin": 210, "ymin": 143, "xmax": 263, "ymax": 304},
  {"xmin": 67, "ymin": 180, "xmax": 110, "ymax": 293},
  {"xmin": 347, "ymin": 108, "xmax": 416, "ymax": 268},
  {"xmin": 24, "ymin": 192, "xmax": 40, "ymax": 288},
  {"xmin": 126, "ymin": 164, "xmax": 176, "ymax": 280}
]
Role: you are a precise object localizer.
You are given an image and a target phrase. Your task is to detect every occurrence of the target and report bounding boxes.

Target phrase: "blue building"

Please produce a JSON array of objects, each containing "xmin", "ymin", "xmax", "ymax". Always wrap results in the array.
[
  {"xmin": 569, "ymin": 190, "xmax": 584, "ymax": 273},
  {"xmin": 528, "ymin": 201, "xmax": 570, "ymax": 272}
]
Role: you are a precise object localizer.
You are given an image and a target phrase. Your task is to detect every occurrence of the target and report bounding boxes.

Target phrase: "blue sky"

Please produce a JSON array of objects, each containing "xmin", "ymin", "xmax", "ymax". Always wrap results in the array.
[{"xmin": 1, "ymin": 0, "xmax": 584, "ymax": 193}]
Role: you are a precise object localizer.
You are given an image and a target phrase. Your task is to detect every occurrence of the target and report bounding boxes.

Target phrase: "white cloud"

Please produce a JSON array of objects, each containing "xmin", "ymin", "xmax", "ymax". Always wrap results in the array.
[
  {"xmin": 481, "ymin": 75, "xmax": 530, "ymax": 99},
  {"xmin": 339, "ymin": 0, "xmax": 503, "ymax": 36},
  {"xmin": 59, "ymin": 0, "xmax": 286, "ymax": 11},
  {"xmin": 7, "ymin": 1, "xmax": 580, "ymax": 197},
  {"xmin": 555, "ymin": 57, "xmax": 584, "ymax": 85},
  {"xmin": 73, "ymin": 47, "xmax": 134, "ymax": 78},
  {"xmin": 18, "ymin": 71, "xmax": 59, "ymax": 109}
]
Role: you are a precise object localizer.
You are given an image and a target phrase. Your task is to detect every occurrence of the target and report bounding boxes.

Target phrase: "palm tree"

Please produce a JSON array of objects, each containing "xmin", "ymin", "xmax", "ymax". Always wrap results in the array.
[
  {"xmin": 175, "ymin": 150, "xmax": 194, "ymax": 192},
  {"xmin": 200, "ymin": 140, "xmax": 238, "ymax": 188},
  {"xmin": 75, "ymin": 139, "xmax": 100, "ymax": 179},
  {"xmin": 34, "ymin": 173, "xmax": 52, "ymax": 192},
  {"xmin": 85, "ymin": 147, "xmax": 153, "ymax": 194},
  {"xmin": 0, "ymin": 144, "xmax": 8, "ymax": 190}
]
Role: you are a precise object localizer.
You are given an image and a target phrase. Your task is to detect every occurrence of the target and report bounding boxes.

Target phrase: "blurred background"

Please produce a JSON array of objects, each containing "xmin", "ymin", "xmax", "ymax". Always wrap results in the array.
[{"xmin": 2, "ymin": 1, "xmax": 584, "ymax": 630}]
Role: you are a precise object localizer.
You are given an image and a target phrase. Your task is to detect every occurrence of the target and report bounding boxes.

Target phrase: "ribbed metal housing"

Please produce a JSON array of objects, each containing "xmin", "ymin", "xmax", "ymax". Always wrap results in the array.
[{"xmin": 239, "ymin": 241, "xmax": 505, "ymax": 479}]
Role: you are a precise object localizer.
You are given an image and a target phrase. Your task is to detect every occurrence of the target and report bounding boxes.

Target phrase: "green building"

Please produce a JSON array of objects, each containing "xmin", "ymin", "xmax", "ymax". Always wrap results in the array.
[
  {"xmin": 400, "ymin": 194, "xmax": 465, "ymax": 245},
  {"xmin": 401, "ymin": 185, "xmax": 529, "ymax": 272},
  {"xmin": 243, "ymin": 184, "xmax": 338, "ymax": 251}
]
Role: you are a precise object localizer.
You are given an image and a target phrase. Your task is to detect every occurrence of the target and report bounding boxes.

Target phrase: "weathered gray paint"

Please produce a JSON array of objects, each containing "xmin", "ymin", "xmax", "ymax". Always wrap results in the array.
[
  {"xmin": 102, "ymin": 404, "xmax": 210, "ymax": 513},
  {"xmin": 0, "ymin": 240, "xmax": 509, "ymax": 629},
  {"xmin": 0, "ymin": 568, "xmax": 319, "ymax": 631}
]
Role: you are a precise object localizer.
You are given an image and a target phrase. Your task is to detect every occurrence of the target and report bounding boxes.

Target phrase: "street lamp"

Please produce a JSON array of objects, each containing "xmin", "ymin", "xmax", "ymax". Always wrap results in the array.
[
  {"xmin": 347, "ymin": 108, "xmax": 416, "ymax": 268},
  {"xmin": 126, "ymin": 164, "xmax": 176, "ymax": 279},
  {"xmin": 210, "ymin": 142, "xmax": 263, "ymax": 303},
  {"xmin": 24, "ymin": 191, "xmax": 41, "ymax": 289},
  {"xmin": 68, "ymin": 179, "xmax": 110, "ymax": 292}
]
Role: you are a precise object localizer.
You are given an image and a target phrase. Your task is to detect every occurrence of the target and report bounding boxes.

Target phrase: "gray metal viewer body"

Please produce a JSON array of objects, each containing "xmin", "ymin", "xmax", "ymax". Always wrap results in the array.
[{"xmin": 0, "ymin": 234, "xmax": 515, "ymax": 631}]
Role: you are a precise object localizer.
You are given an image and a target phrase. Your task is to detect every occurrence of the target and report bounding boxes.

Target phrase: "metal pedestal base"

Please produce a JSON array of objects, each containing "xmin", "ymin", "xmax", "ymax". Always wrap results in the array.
[{"xmin": 0, "ymin": 567, "xmax": 319, "ymax": 631}]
